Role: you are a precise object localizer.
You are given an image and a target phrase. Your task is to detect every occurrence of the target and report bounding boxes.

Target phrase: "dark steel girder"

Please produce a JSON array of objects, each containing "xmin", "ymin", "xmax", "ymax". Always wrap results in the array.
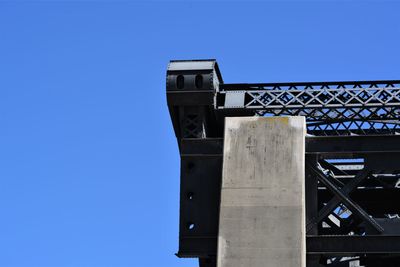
[
  {"xmin": 217, "ymin": 80, "xmax": 400, "ymax": 136},
  {"xmin": 181, "ymin": 135, "xmax": 400, "ymax": 155},
  {"xmin": 307, "ymin": 235, "xmax": 400, "ymax": 255},
  {"xmin": 166, "ymin": 60, "xmax": 400, "ymax": 267}
]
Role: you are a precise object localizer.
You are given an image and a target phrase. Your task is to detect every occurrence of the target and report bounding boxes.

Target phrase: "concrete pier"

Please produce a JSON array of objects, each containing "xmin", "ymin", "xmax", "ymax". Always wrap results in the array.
[{"xmin": 217, "ymin": 117, "xmax": 306, "ymax": 267}]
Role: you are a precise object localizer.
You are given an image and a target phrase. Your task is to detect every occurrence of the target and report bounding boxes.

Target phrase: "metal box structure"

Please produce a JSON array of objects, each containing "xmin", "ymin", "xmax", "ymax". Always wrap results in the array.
[{"xmin": 166, "ymin": 59, "xmax": 400, "ymax": 267}]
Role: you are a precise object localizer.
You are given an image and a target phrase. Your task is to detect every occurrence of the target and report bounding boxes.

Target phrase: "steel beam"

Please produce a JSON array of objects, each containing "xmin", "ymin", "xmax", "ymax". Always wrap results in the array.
[
  {"xmin": 181, "ymin": 135, "xmax": 400, "ymax": 155},
  {"xmin": 307, "ymin": 235, "xmax": 400, "ymax": 254},
  {"xmin": 306, "ymin": 135, "xmax": 400, "ymax": 154}
]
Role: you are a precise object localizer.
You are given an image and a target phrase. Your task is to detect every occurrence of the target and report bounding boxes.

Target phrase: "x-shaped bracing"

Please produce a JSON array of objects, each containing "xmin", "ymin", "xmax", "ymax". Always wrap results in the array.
[{"xmin": 306, "ymin": 163, "xmax": 384, "ymax": 234}]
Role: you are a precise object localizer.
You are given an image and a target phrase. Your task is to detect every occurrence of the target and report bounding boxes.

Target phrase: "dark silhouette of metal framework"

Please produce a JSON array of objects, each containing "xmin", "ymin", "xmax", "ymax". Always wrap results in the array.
[{"xmin": 166, "ymin": 59, "xmax": 400, "ymax": 267}]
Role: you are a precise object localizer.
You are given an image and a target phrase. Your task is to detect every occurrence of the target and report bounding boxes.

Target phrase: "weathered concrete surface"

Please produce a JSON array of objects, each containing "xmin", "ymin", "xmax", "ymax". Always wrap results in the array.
[{"xmin": 217, "ymin": 117, "xmax": 306, "ymax": 267}]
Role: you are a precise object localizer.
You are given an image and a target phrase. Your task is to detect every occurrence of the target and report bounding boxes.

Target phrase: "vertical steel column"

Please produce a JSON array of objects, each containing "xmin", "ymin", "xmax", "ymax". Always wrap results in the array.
[
  {"xmin": 167, "ymin": 60, "xmax": 224, "ymax": 266},
  {"xmin": 305, "ymin": 155, "xmax": 323, "ymax": 266}
]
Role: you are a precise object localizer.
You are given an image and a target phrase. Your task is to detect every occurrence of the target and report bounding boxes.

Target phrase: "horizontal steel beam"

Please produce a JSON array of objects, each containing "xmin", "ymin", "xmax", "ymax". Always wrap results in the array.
[
  {"xmin": 216, "ymin": 80, "xmax": 400, "ymax": 135},
  {"xmin": 181, "ymin": 135, "xmax": 400, "ymax": 155},
  {"xmin": 307, "ymin": 235, "xmax": 400, "ymax": 254},
  {"xmin": 306, "ymin": 135, "xmax": 400, "ymax": 154},
  {"xmin": 220, "ymin": 80, "xmax": 400, "ymax": 110},
  {"xmin": 179, "ymin": 235, "xmax": 400, "ymax": 256},
  {"xmin": 221, "ymin": 80, "xmax": 400, "ymax": 89}
]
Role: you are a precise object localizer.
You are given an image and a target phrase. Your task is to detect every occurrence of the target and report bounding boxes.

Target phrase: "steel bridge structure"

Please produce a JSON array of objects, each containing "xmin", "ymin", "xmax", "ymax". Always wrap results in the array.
[{"xmin": 166, "ymin": 59, "xmax": 400, "ymax": 267}]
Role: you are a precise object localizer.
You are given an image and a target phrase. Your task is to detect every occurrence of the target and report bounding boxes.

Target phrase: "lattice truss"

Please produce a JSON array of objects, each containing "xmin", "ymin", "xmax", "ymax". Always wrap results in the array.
[{"xmin": 219, "ymin": 81, "xmax": 400, "ymax": 135}]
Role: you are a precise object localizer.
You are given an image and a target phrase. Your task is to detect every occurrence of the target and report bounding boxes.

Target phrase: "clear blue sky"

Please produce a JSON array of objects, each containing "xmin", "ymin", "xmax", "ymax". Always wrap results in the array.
[{"xmin": 0, "ymin": 1, "xmax": 399, "ymax": 267}]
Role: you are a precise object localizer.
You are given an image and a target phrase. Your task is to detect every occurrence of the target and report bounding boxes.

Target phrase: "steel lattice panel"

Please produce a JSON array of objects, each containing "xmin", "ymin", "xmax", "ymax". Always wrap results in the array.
[{"xmin": 219, "ymin": 81, "xmax": 400, "ymax": 135}]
